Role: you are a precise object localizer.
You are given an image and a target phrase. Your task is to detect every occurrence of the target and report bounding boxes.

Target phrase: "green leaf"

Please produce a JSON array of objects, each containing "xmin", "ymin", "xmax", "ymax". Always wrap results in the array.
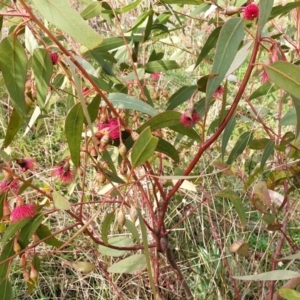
[
  {"xmin": 108, "ymin": 93, "xmax": 158, "ymax": 116},
  {"xmin": 102, "ymin": 169, "xmax": 125, "ymax": 184},
  {"xmin": 261, "ymin": 140, "xmax": 275, "ymax": 170},
  {"xmin": 84, "ymin": 95, "xmax": 101, "ymax": 125},
  {"xmin": 291, "ymin": 96, "xmax": 300, "ymax": 137},
  {"xmin": 101, "ymin": 211, "xmax": 115, "ymax": 245},
  {"xmin": 143, "ymin": 60, "xmax": 180, "ymax": 73},
  {"xmin": 258, "ymin": 0, "xmax": 274, "ymax": 33},
  {"xmin": 0, "ymin": 35, "xmax": 27, "ymax": 119},
  {"xmin": 265, "ymin": 61, "xmax": 300, "ymax": 99},
  {"xmin": 108, "ymin": 254, "xmax": 147, "ymax": 274},
  {"xmin": 130, "ymin": 11, "xmax": 151, "ymax": 32},
  {"xmin": 249, "ymin": 138, "xmax": 271, "ymax": 150},
  {"xmin": 197, "ymin": 74, "xmax": 218, "ymax": 93},
  {"xmin": 31, "ymin": 0, "xmax": 103, "ymax": 50},
  {"xmin": 167, "ymin": 86, "xmax": 197, "ymax": 110},
  {"xmin": 91, "ymin": 75, "xmax": 111, "ymax": 93},
  {"xmin": 169, "ymin": 124, "xmax": 201, "ymax": 141},
  {"xmin": 52, "ymin": 191, "xmax": 71, "ymax": 210},
  {"xmin": 227, "ymin": 132, "xmax": 253, "ymax": 165},
  {"xmin": 194, "ymin": 26, "xmax": 222, "ymax": 69},
  {"xmin": 137, "ymin": 111, "xmax": 182, "ymax": 133},
  {"xmin": 68, "ymin": 261, "xmax": 96, "ymax": 273},
  {"xmin": 0, "ymin": 240, "xmax": 14, "ymax": 280},
  {"xmin": 115, "ymin": 0, "xmax": 142, "ymax": 14},
  {"xmin": 280, "ymin": 109, "xmax": 296, "ymax": 126},
  {"xmin": 92, "ymin": 37, "xmax": 129, "ymax": 53},
  {"xmin": 249, "ymin": 82, "xmax": 276, "ymax": 100},
  {"xmin": 269, "ymin": 3, "xmax": 300, "ymax": 20},
  {"xmin": 281, "ymin": 251, "xmax": 300, "ymax": 260},
  {"xmin": 131, "ymin": 127, "xmax": 158, "ymax": 167},
  {"xmin": 0, "ymin": 194, "xmax": 5, "ymax": 220},
  {"xmin": 162, "ymin": 0, "xmax": 203, "ymax": 4},
  {"xmin": 143, "ymin": 10, "xmax": 153, "ymax": 42},
  {"xmin": 18, "ymin": 214, "xmax": 44, "ymax": 248},
  {"xmin": 124, "ymin": 219, "xmax": 140, "ymax": 242},
  {"xmin": 156, "ymin": 138, "xmax": 179, "ymax": 163},
  {"xmin": 279, "ymin": 288, "xmax": 300, "ymax": 300},
  {"xmin": 0, "ymin": 278, "xmax": 12, "ymax": 300},
  {"xmin": 222, "ymin": 116, "xmax": 236, "ymax": 161},
  {"xmin": 36, "ymin": 224, "xmax": 63, "ymax": 248},
  {"xmin": 99, "ymin": 236, "xmax": 132, "ymax": 257},
  {"xmin": 2, "ymin": 218, "xmax": 32, "ymax": 246},
  {"xmin": 4, "ymin": 109, "xmax": 23, "ymax": 148},
  {"xmin": 217, "ymin": 190, "xmax": 246, "ymax": 227},
  {"xmin": 233, "ymin": 270, "xmax": 300, "ymax": 281},
  {"xmin": 33, "ymin": 48, "xmax": 53, "ymax": 108},
  {"xmin": 217, "ymin": 189, "xmax": 240, "ymax": 200},
  {"xmin": 206, "ymin": 18, "xmax": 244, "ymax": 101},
  {"xmin": 65, "ymin": 102, "xmax": 84, "ymax": 167},
  {"xmin": 81, "ymin": 2, "xmax": 102, "ymax": 20},
  {"xmin": 138, "ymin": 208, "xmax": 156, "ymax": 295},
  {"xmin": 225, "ymin": 41, "xmax": 253, "ymax": 76}
]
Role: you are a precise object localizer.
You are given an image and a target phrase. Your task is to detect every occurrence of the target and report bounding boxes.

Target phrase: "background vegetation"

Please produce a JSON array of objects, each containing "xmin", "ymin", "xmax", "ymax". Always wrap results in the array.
[{"xmin": 1, "ymin": 0, "xmax": 300, "ymax": 299}]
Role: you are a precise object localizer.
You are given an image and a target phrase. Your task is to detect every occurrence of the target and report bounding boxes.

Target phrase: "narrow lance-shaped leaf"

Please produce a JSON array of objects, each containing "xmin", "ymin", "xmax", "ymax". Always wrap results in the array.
[
  {"xmin": 0, "ymin": 240, "xmax": 14, "ymax": 279},
  {"xmin": 80, "ymin": 2, "xmax": 102, "ymax": 20},
  {"xmin": 258, "ymin": 0, "xmax": 274, "ymax": 33},
  {"xmin": 65, "ymin": 102, "xmax": 84, "ymax": 167},
  {"xmin": 233, "ymin": 270, "xmax": 300, "ymax": 281},
  {"xmin": 101, "ymin": 212, "xmax": 115, "ymax": 245},
  {"xmin": 108, "ymin": 93, "xmax": 158, "ymax": 116},
  {"xmin": 18, "ymin": 214, "xmax": 44, "ymax": 248},
  {"xmin": 138, "ymin": 208, "xmax": 156, "ymax": 295},
  {"xmin": 227, "ymin": 131, "xmax": 253, "ymax": 165},
  {"xmin": 137, "ymin": 111, "xmax": 184, "ymax": 133},
  {"xmin": 269, "ymin": 3, "xmax": 300, "ymax": 20},
  {"xmin": 52, "ymin": 191, "xmax": 71, "ymax": 211},
  {"xmin": 279, "ymin": 288, "xmax": 300, "ymax": 300},
  {"xmin": 2, "ymin": 218, "xmax": 32, "ymax": 246},
  {"xmin": 217, "ymin": 190, "xmax": 246, "ymax": 228},
  {"xmin": 33, "ymin": 48, "xmax": 53, "ymax": 108},
  {"xmin": 99, "ymin": 236, "xmax": 131, "ymax": 257},
  {"xmin": 4, "ymin": 109, "xmax": 23, "ymax": 148},
  {"xmin": 194, "ymin": 26, "xmax": 222, "ymax": 69},
  {"xmin": 167, "ymin": 86, "xmax": 197, "ymax": 110},
  {"xmin": 0, "ymin": 278, "xmax": 12, "ymax": 300},
  {"xmin": 143, "ymin": 10, "xmax": 153, "ymax": 42},
  {"xmin": 35, "ymin": 224, "xmax": 63, "ymax": 248},
  {"xmin": 115, "ymin": 0, "xmax": 141, "ymax": 14},
  {"xmin": 143, "ymin": 60, "xmax": 180, "ymax": 73},
  {"xmin": 222, "ymin": 116, "xmax": 236, "ymax": 161},
  {"xmin": 265, "ymin": 61, "xmax": 300, "ymax": 99},
  {"xmin": 108, "ymin": 254, "xmax": 147, "ymax": 274},
  {"xmin": 131, "ymin": 127, "xmax": 159, "ymax": 168},
  {"xmin": 260, "ymin": 140, "xmax": 275, "ymax": 170},
  {"xmin": 291, "ymin": 96, "xmax": 300, "ymax": 137},
  {"xmin": 31, "ymin": 0, "xmax": 103, "ymax": 50},
  {"xmin": 156, "ymin": 138, "xmax": 179, "ymax": 163},
  {"xmin": 206, "ymin": 18, "xmax": 244, "ymax": 101},
  {"xmin": 0, "ymin": 34, "xmax": 27, "ymax": 119}
]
